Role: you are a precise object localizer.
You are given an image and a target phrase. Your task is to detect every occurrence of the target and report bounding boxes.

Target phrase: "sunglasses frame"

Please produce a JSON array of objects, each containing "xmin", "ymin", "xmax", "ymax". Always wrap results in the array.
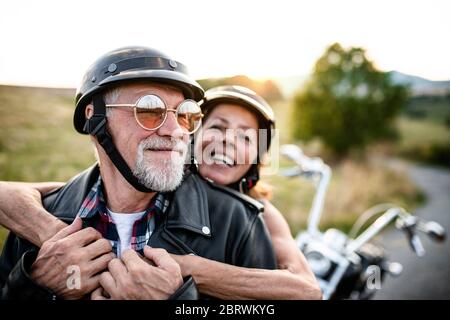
[{"xmin": 105, "ymin": 94, "xmax": 204, "ymax": 134}]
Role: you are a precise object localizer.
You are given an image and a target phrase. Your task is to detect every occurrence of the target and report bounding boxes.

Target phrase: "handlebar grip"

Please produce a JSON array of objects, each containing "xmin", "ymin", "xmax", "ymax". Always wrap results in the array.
[{"xmin": 422, "ymin": 221, "xmax": 446, "ymax": 242}]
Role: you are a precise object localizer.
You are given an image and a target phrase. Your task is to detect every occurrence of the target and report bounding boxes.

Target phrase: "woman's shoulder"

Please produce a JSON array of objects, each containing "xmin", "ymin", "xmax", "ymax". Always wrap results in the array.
[
  {"xmin": 184, "ymin": 172, "xmax": 264, "ymax": 215},
  {"xmin": 209, "ymin": 181, "xmax": 265, "ymax": 214}
]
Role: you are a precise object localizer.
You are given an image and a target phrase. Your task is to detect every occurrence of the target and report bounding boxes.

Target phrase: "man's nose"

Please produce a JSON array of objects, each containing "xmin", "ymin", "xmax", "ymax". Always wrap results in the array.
[{"xmin": 156, "ymin": 111, "xmax": 184, "ymax": 139}]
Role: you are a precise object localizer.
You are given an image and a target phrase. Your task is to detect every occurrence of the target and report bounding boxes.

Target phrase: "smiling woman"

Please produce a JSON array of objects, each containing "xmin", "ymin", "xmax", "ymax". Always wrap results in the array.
[
  {"xmin": 195, "ymin": 85, "xmax": 275, "ymax": 193},
  {"xmin": 197, "ymin": 103, "xmax": 260, "ymax": 186}
]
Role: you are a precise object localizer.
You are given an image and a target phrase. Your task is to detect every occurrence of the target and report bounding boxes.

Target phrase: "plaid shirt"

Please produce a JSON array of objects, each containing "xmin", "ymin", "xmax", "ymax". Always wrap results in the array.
[{"xmin": 77, "ymin": 176, "xmax": 169, "ymax": 256}]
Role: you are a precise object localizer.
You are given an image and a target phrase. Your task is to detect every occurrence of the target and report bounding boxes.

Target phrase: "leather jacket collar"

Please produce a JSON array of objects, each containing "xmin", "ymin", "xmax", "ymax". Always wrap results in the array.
[{"xmin": 46, "ymin": 163, "xmax": 212, "ymax": 239}]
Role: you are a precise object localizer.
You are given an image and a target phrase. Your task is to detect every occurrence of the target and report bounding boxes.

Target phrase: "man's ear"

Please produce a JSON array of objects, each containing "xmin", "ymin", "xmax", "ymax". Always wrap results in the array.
[{"xmin": 85, "ymin": 104, "xmax": 94, "ymax": 119}]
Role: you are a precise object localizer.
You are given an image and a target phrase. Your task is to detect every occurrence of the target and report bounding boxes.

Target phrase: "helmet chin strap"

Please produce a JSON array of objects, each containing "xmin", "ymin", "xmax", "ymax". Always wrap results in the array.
[{"xmin": 83, "ymin": 94, "xmax": 155, "ymax": 193}]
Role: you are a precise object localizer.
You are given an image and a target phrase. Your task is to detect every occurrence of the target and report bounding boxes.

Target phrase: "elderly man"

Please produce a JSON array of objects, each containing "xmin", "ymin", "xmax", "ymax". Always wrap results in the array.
[{"xmin": 0, "ymin": 46, "xmax": 276, "ymax": 300}]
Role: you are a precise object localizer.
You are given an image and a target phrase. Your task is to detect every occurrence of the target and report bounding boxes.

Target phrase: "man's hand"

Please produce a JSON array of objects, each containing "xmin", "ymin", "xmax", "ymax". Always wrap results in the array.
[
  {"xmin": 91, "ymin": 246, "xmax": 183, "ymax": 300},
  {"xmin": 30, "ymin": 217, "xmax": 115, "ymax": 299}
]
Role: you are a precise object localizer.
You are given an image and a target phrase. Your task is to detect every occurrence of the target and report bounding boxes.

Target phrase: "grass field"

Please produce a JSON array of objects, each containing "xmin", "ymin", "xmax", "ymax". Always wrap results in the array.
[
  {"xmin": 404, "ymin": 95, "xmax": 450, "ymax": 125},
  {"xmin": 0, "ymin": 85, "xmax": 441, "ymax": 249},
  {"xmin": 394, "ymin": 118, "xmax": 450, "ymax": 167},
  {"xmin": 397, "ymin": 117, "xmax": 450, "ymax": 147},
  {"xmin": 0, "ymin": 86, "xmax": 96, "ymax": 182},
  {"xmin": 0, "ymin": 86, "xmax": 96, "ymax": 249},
  {"xmin": 397, "ymin": 95, "xmax": 450, "ymax": 167}
]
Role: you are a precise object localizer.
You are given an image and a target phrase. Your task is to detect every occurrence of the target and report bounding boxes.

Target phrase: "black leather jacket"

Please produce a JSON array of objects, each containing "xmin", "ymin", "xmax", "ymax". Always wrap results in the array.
[{"xmin": 0, "ymin": 164, "xmax": 277, "ymax": 300}]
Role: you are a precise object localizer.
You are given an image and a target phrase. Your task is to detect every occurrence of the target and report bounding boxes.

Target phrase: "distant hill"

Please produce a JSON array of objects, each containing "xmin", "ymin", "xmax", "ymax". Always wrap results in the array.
[
  {"xmin": 388, "ymin": 71, "xmax": 450, "ymax": 96},
  {"xmin": 272, "ymin": 71, "xmax": 450, "ymax": 98}
]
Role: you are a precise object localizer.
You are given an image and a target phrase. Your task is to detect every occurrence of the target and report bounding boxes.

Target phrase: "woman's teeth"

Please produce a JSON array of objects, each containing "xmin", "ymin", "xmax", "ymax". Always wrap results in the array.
[{"xmin": 212, "ymin": 154, "xmax": 234, "ymax": 166}]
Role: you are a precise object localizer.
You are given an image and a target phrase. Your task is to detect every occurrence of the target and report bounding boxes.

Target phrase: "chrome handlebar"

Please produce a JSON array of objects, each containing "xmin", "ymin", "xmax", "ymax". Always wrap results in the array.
[
  {"xmin": 280, "ymin": 144, "xmax": 446, "ymax": 257},
  {"xmin": 280, "ymin": 144, "xmax": 331, "ymax": 236}
]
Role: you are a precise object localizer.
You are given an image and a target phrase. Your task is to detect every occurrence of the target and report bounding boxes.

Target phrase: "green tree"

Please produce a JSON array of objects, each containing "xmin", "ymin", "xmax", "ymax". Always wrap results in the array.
[{"xmin": 292, "ymin": 43, "xmax": 409, "ymax": 155}]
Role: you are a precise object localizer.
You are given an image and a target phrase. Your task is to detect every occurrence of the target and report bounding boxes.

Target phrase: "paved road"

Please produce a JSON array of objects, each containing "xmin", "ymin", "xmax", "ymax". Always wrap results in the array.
[{"xmin": 373, "ymin": 161, "xmax": 450, "ymax": 299}]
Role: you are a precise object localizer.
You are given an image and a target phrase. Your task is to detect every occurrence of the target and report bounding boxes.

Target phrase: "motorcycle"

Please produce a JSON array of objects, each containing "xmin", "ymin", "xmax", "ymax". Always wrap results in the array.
[{"xmin": 280, "ymin": 144, "xmax": 446, "ymax": 300}]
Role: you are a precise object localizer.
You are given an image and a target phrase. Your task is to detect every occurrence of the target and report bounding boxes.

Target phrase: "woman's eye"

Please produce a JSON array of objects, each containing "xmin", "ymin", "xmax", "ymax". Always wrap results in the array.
[{"xmin": 209, "ymin": 124, "xmax": 224, "ymax": 131}]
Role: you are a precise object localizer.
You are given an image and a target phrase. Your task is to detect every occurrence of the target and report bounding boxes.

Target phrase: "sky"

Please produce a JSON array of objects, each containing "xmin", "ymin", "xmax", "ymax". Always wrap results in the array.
[{"xmin": 0, "ymin": 0, "xmax": 449, "ymax": 88}]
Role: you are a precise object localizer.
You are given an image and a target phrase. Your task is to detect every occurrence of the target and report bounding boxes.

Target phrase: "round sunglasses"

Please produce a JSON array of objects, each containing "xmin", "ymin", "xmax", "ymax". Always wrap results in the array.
[{"xmin": 105, "ymin": 94, "xmax": 203, "ymax": 134}]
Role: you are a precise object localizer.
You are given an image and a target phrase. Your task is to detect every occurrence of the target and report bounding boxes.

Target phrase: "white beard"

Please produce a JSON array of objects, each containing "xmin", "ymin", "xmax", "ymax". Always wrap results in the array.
[{"xmin": 133, "ymin": 136, "xmax": 188, "ymax": 192}]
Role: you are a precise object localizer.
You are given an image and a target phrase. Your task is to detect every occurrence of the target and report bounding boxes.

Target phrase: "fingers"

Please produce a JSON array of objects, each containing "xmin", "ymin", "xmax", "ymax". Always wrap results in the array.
[
  {"xmin": 143, "ymin": 246, "xmax": 171, "ymax": 266},
  {"xmin": 64, "ymin": 226, "xmax": 102, "ymax": 247},
  {"xmin": 108, "ymin": 258, "xmax": 128, "ymax": 281},
  {"xmin": 121, "ymin": 249, "xmax": 147, "ymax": 269},
  {"xmin": 99, "ymin": 271, "xmax": 116, "ymax": 297},
  {"xmin": 143, "ymin": 246, "xmax": 180, "ymax": 274},
  {"xmin": 85, "ymin": 238, "xmax": 113, "ymax": 260},
  {"xmin": 88, "ymin": 252, "xmax": 116, "ymax": 277},
  {"xmin": 91, "ymin": 286, "xmax": 109, "ymax": 300},
  {"xmin": 50, "ymin": 216, "xmax": 83, "ymax": 241},
  {"xmin": 83, "ymin": 274, "xmax": 102, "ymax": 294}
]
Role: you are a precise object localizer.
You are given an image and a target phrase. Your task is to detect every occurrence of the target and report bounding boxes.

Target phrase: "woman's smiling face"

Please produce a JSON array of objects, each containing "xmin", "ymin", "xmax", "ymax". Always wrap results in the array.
[{"xmin": 196, "ymin": 103, "xmax": 259, "ymax": 186}]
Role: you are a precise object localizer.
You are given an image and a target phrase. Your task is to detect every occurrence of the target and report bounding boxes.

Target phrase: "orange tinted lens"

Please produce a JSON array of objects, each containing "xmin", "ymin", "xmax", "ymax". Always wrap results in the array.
[
  {"xmin": 135, "ymin": 95, "xmax": 166, "ymax": 130},
  {"xmin": 177, "ymin": 100, "xmax": 202, "ymax": 133}
]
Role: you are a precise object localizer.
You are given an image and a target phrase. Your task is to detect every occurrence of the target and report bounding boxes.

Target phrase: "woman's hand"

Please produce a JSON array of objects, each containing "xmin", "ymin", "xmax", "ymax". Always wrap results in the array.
[{"xmin": 0, "ymin": 181, "xmax": 67, "ymax": 246}]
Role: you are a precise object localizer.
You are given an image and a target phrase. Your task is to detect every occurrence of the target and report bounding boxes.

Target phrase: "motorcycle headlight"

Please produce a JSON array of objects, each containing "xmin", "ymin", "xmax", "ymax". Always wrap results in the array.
[{"xmin": 305, "ymin": 251, "xmax": 332, "ymax": 278}]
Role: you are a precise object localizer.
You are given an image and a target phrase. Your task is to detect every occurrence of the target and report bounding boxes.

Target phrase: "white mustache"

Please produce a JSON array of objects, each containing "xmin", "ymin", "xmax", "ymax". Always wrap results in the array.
[{"xmin": 139, "ymin": 136, "xmax": 187, "ymax": 153}]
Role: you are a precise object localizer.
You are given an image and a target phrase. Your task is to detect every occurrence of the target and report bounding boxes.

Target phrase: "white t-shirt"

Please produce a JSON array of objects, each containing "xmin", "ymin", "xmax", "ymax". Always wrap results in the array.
[{"xmin": 107, "ymin": 208, "xmax": 147, "ymax": 258}]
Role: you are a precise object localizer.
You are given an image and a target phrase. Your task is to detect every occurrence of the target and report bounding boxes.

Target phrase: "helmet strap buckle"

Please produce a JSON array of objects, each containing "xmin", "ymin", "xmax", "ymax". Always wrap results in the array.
[{"xmin": 83, "ymin": 115, "xmax": 106, "ymax": 136}]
